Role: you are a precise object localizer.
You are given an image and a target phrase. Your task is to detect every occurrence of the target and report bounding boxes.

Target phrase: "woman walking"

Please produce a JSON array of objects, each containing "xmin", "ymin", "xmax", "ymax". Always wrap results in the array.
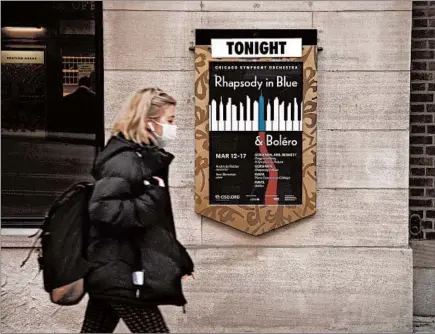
[{"xmin": 81, "ymin": 88, "xmax": 194, "ymax": 333}]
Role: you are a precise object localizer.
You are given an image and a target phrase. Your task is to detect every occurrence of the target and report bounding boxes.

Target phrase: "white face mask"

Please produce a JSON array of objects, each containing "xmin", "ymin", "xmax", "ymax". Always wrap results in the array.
[{"xmin": 148, "ymin": 121, "xmax": 177, "ymax": 147}]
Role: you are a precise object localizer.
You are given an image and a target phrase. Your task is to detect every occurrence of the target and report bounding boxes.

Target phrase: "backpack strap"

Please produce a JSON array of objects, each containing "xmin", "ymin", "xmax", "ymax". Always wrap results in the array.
[{"xmin": 20, "ymin": 228, "xmax": 43, "ymax": 267}]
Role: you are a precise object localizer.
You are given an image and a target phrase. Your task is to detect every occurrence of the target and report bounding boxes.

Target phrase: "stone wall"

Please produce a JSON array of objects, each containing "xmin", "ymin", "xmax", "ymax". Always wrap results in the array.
[{"xmin": 1, "ymin": 1, "xmax": 413, "ymax": 333}]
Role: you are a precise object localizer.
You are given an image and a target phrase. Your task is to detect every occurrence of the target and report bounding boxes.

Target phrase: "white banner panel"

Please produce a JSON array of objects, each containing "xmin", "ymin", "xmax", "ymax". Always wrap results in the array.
[{"xmin": 211, "ymin": 38, "xmax": 302, "ymax": 58}]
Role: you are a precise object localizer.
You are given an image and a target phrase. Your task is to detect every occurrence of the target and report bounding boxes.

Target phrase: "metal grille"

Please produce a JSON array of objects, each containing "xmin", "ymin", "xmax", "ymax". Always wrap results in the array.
[{"xmin": 62, "ymin": 56, "xmax": 95, "ymax": 86}]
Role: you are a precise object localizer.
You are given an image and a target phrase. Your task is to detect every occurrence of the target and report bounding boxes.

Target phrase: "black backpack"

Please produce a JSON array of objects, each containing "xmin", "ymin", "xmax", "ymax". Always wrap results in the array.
[
  {"xmin": 21, "ymin": 182, "xmax": 94, "ymax": 306},
  {"xmin": 21, "ymin": 144, "xmax": 133, "ymax": 306}
]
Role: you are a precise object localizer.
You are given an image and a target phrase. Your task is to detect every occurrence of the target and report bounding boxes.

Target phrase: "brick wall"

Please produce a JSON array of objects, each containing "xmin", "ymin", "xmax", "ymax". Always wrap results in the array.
[{"xmin": 410, "ymin": 1, "xmax": 435, "ymax": 240}]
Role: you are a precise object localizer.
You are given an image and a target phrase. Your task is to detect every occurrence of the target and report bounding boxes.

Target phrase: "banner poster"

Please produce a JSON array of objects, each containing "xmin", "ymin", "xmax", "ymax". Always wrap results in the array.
[
  {"xmin": 209, "ymin": 62, "xmax": 303, "ymax": 206},
  {"xmin": 194, "ymin": 29, "xmax": 318, "ymax": 236}
]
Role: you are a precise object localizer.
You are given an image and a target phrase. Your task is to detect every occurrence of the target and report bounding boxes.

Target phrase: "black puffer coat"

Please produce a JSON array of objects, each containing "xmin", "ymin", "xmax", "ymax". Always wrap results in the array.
[{"xmin": 85, "ymin": 134, "xmax": 194, "ymax": 307}]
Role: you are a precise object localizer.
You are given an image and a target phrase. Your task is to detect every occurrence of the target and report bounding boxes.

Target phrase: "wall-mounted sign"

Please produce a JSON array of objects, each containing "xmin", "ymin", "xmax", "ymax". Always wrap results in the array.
[
  {"xmin": 1, "ymin": 50, "xmax": 44, "ymax": 64},
  {"xmin": 195, "ymin": 29, "xmax": 318, "ymax": 236}
]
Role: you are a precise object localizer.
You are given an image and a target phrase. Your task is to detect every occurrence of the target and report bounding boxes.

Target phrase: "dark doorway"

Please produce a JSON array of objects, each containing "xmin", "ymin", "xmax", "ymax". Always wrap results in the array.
[{"xmin": 1, "ymin": 1, "xmax": 104, "ymax": 227}]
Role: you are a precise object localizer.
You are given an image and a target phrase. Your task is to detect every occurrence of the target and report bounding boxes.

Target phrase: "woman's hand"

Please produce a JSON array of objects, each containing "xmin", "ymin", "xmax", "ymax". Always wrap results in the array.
[
  {"xmin": 152, "ymin": 176, "xmax": 165, "ymax": 187},
  {"xmin": 143, "ymin": 176, "xmax": 165, "ymax": 187}
]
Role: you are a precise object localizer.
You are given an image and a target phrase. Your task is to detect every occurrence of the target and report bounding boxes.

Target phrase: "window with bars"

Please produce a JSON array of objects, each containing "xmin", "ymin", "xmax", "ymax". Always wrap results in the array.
[{"xmin": 62, "ymin": 56, "xmax": 95, "ymax": 86}]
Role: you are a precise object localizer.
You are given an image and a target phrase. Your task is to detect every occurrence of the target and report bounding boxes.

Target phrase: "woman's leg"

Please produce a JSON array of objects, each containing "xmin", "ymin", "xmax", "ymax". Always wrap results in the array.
[
  {"xmin": 110, "ymin": 303, "xmax": 170, "ymax": 333},
  {"xmin": 81, "ymin": 298, "xmax": 120, "ymax": 333}
]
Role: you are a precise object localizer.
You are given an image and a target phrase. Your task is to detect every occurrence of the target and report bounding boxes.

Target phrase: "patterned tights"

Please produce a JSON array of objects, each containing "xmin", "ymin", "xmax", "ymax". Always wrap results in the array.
[{"xmin": 81, "ymin": 298, "xmax": 169, "ymax": 333}]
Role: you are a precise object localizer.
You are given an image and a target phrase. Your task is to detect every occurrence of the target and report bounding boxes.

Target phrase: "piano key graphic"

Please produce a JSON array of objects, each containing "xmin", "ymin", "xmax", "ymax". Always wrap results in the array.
[
  {"xmin": 245, "ymin": 96, "xmax": 252, "ymax": 131},
  {"xmin": 300, "ymin": 102, "xmax": 303, "ymax": 131},
  {"xmin": 209, "ymin": 96, "xmax": 302, "ymax": 132},
  {"xmin": 225, "ymin": 98, "xmax": 232, "ymax": 131},
  {"xmin": 232, "ymin": 105, "xmax": 238, "ymax": 131},
  {"xmin": 210, "ymin": 100, "xmax": 217, "ymax": 131},
  {"xmin": 218, "ymin": 99, "xmax": 225, "ymax": 131},
  {"xmin": 208, "ymin": 104, "xmax": 211, "ymax": 129},
  {"xmin": 279, "ymin": 102, "xmax": 285, "ymax": 131},
  {"xmin": 239, "ymin": 103, "xmax": 245, "ymax": 131},
  {"xmin": 293, "ymin": 98, "xmax": 299, "ymax": 131},
  {"xmin": 266, "ymin": 100, "xmax": 272, "ymax": 131},
  {"xmin": 272, "ymin": 98, "xmax": 279, "ymax": 131},
  {"xmin": 252, "ymin": 101, "xmax": 259, "ymax": 131},
  {"xmin": 259, "ymin": 95, "xmax": 265, "ymax": 131},
  {"xmin": 286, "ymin": 103, "xmax": 292, "ymax": 131}
]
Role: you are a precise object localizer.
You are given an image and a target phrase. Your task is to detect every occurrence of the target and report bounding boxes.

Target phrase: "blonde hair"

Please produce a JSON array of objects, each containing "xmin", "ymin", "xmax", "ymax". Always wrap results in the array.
[{"xmin": 112, "ymin": 87, "xmax": 176, "ymax": 145}]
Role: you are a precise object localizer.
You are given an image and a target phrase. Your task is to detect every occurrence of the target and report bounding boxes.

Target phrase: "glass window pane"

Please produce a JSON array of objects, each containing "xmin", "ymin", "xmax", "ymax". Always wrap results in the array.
[{"xmin": 1, "ymin": 1, "xmax": 103, "ymax": 227}]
